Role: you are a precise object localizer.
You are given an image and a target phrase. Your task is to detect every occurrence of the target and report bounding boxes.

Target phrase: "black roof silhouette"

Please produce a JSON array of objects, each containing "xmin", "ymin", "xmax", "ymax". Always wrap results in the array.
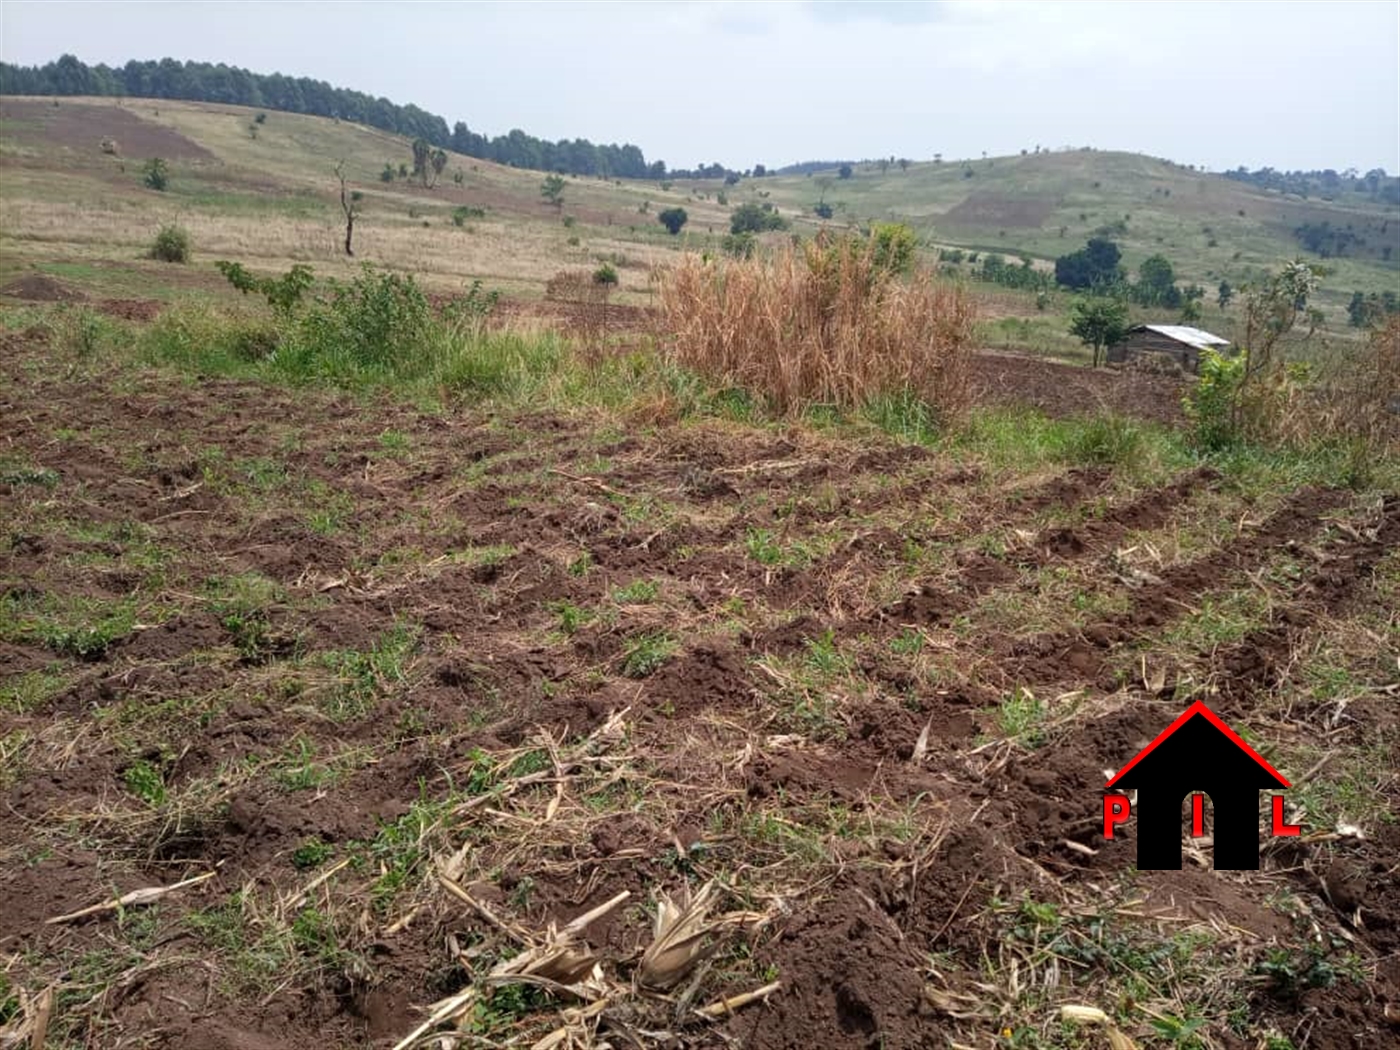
[{"xmin": 1106, "ymin": 700, "xmax": 1289, "ymax": 791}]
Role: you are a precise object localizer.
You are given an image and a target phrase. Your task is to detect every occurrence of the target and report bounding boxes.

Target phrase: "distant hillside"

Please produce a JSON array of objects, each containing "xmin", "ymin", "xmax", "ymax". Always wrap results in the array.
[
  {"xmin": 742, "ymin": 150, "xmax": 1400, "ymax": 313},
  {"xmin": 0, "ymin": 54, "xmax": 663, "ymax": 178}
]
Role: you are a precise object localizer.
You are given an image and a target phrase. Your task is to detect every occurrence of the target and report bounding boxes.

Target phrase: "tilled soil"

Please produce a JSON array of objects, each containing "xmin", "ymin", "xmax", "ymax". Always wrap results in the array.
[{"xmin": 1, "ymin": 330, "xmax": 1397, "ymax": 1049}]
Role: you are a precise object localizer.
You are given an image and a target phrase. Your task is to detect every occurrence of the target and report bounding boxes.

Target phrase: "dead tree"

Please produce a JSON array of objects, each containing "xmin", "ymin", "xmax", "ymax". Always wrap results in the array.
[{"xmin": 336, "ymin": 161, "xmax": 362, "ymax": 256}]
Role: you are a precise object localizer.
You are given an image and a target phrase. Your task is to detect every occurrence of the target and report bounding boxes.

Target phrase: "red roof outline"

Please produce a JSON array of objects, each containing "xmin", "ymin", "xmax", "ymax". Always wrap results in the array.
[{"xmin": 1105, "ymin": 700, "xmax": 1290, "ymax": 789}]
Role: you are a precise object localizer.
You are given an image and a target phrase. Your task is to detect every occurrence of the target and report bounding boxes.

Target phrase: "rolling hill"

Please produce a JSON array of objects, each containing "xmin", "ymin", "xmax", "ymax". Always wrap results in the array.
[{"xmin": 1, "ymin": 94, "xmax": 1395, "ymax": 334}]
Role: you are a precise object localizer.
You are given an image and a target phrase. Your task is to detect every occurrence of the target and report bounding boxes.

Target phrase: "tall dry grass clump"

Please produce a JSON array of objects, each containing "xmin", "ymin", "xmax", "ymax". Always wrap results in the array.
[{"xmin": 658, "ymin": 236, "xmax": 975, "ymax": 419}]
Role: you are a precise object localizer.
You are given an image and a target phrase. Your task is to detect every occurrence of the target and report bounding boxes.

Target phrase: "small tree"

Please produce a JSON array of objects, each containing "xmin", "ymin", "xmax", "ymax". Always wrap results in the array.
[
  {"xmin": 1217, "ymin": 280, "xmax": 1234, "ymax": 310},
  {"xmin": 380, "ymin": 163, "xmax": 395, "ymax": 183},
  {"xmin": 1069, "ymin": 296, "xmax": 1129, "ymax": 367},
  {"xmin": 429, "ymin": 148, "xmax": 448, "ymax": 188},
  {"xmin": 141, "ymin": 157, "xmax": 169, "ymax": 191},
  {"xmin": 411, "ymin": 138, "xmax": 431, "ymax": 186},
  {"xmin": 148, "ymin": 223, "xmax": 190, "ymax": 263},
  {"xmin": 541, "ymin": 174, "xmax": 566, "ymax": 212},
  {"xmin": 335, "ymin": 161, "xmax": 362, "ymax": 257},
  {"xmin": 658, "ymin": 207, "xmax": 688, "ymax": 235},
  {"xmin": 838, "ymin": 164, "xmax": 853, "ymax": 180},
  {"xmin": 813, "ymin": 202, "xmax": 834, "ymax": 220}
]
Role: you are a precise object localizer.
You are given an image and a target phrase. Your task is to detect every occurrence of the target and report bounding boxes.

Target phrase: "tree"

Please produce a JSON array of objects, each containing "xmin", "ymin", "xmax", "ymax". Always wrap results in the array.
[
  {"xmin": 141, "ymin": 157, "xmax": 169, "ymax": 191},
  {"xmin": 898, "ymin": 158, "xmax": 910, "ymax": 172},
  {"xmin": 752, "ymin": 164, "xmax": 766, "ymax": 177},
  {"xmin": 729, "ymin": 202, "xmax": 786, "ymax": 235},
  {"xmin": 1068, "ymin": 296, "xmax": 1129, "ymax": 367},
  {"xmin": 429, "ymin": 148, "xmax": 448, "ymax": 188},
  {"xmin": 1180, "ymin": 298, "xmax": 1203, "ymax": 323},
  {"xmin": 1055, "ymin": 237, "xmax": 1121, "ymax": 291},
  {"xmin": 1136, "ymin": 254, "xmax": 1177, "ymax": 306},
  {"xmin": 335, "ymin": 161, "xmax": 362, "ymax": 256},
  {"xmin": 657, "ymin": 207, "xmax": 688, "ymax": 235},
  {"xmin": 838, "ymin": 163, "xmax": 853, "ymax": 180},
  {"xmin": 1217, "ymin": 280, "xmax": 1234, "ymax": 310},
  {"xmin": 411, "ymin": 138, "xmax": 431, "ymax": 186},
  {"xmin": 541, "ymin": 174, "xmax": 566, "ymax": 211},
  {"xmin": 813, "ymin": 202, "xmax": 834, "ymax": 220}
]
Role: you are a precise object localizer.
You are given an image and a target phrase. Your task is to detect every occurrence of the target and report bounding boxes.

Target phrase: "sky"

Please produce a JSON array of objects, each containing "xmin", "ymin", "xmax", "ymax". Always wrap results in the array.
[{"xmin": 2, "ymin": 1, "xmax": 1397, "ymax": 174}]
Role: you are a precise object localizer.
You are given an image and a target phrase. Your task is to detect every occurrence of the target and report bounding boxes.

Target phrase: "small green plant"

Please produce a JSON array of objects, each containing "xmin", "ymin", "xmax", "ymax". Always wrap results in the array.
[
  {"xmin": 622, "ymin": 632, "xmax": 675, "ymax": 677},
  {"xmin": 452, "ymin": 205, "xmax": 487, "ymax": 226},
  {"xmin": 141, "ymin": 157, "xmax": 169, "ymax": 191},
  {"xmin": 994, "ymin": 689, "xmax": 1047, "ymax": 746},
  {"xmin": 291, "ymin": 837, "xmax": 335, "ymax": 869},
  {"xmin": 744, "ymin": 527, "xmax": 783, "ymax": 565},
  {"xmin": 593, "ymin": 263, "xmax": 619, "ymax": 288},
  {"xmin": 612, "ymin": 579, "xmax": 659, "ymax": 604},
  {"xmin": 123, "ymin": 759, "xmax": 167, "ymax": 806},
  {"xmin": 550, "ymin": 601, "xmax": 594, "ymax": 636},
  {"xmin": 148, "ymin": 223, "xmax": 191, "ymax": 263}
]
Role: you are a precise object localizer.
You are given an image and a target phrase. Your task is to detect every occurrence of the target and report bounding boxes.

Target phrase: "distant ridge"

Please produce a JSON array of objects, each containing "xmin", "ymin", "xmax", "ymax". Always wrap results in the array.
[{"xmin": 0, "ymin": 53, "xmax": 664, "ymax": 179}]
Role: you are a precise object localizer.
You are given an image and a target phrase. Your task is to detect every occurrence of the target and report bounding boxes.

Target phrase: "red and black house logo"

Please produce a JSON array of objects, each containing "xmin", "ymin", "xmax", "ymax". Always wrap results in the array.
[{"xmin": 1103, "ymin": 700, "xmax": 1300, "ymax": 870}]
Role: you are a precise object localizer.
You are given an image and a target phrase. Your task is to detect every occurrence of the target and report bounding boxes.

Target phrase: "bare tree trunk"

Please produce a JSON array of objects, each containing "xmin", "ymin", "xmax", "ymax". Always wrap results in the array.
[{"xmin": 336, "ymin": 160, "xmax": 357, "ymax": 257}]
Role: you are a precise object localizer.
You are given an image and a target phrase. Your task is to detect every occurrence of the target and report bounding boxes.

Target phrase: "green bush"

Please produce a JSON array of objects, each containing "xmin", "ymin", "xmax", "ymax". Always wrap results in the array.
[
  {"xmin": 657, "ymin": 206, "xmax": 688, "ymax": 235},
  {"xmin": 1059, "ymin": 413, "xmax": 1145, "ymax": 467},
  {"xmin": 452, "ymin": 205, "xmax": 486, "ymax": 226},
  {"xmin": 1185, "ymin": 348, "xmax": 1246, "ymax": 451},
  {"xmin": 277, "ymin": 265, "xmax": 432, "ymax": 378},
  {"xmin": 216, "ymin": 261, "xmax": 314, "ymax": 317},
  {"xmin": 141, "ymin": 157, "xmax": 169, "ymax": 191},
  {"xmin": 148, "ymin": 223, "xmax": 192, "ymax": 263},
  {"xmin": 721, "ymin": 232, "xmax": 756, "ymax": 259},
  {"xmin": 729, "ymin": 202, "xmax": 787, "ymax": 235}
]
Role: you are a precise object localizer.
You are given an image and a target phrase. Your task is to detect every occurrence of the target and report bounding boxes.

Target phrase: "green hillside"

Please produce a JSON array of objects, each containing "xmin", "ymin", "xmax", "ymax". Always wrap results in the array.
[
  {"xmin": 2, "ymin": 95, "xmax": 1394, "ymax": 344},
  {"xmin": 745, "ymin": 150, "xmax": 1399, "ymax": 317}
]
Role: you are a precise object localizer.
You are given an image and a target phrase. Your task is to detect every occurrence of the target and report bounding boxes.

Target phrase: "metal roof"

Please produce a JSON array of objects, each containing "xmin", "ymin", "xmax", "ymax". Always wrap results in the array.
[{"xmin": 1133, "ymin": 324, "xmax": 1230, "ymax": 348}]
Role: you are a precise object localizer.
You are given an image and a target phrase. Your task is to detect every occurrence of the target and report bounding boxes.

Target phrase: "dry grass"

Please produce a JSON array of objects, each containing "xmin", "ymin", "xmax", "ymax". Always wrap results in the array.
[{"xmin": 659, "ymin": 236, "xmax": 976, "ymax": 417}]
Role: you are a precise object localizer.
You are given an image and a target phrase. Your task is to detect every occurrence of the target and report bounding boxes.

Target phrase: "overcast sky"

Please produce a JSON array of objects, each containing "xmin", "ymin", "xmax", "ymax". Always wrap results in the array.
[{"xmin": 2, "ymin": 1, "xmax": 1396, "ymax": 173}]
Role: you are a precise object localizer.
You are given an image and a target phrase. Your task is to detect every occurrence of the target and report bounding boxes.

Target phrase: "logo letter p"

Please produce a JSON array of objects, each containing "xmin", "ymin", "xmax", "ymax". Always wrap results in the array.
[{"xmin": 1103, "ymin": 794, "xmax": 1131, "ymax": 839}]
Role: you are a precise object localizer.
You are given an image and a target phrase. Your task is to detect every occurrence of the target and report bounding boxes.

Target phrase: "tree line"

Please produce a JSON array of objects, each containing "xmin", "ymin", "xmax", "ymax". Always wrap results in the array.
[
  {"xmin": 0, "ymin": 54, "xmax": 662, "ymax": 179},
  {"xmin": 1224, "ymin": 165, "xmax": 1400, "ymax": 205}
]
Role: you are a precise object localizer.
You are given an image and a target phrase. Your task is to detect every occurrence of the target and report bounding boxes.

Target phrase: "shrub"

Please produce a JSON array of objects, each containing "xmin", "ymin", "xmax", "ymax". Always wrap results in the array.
[
  {"xmin": 216, "ymin": 261, "xmax": 315, "ymax": 317},
  {"xmin": 452, "ymin": 205, "xmax": 486, "ymax": 226},
  {"xmin": 812, "ymin": 202, "xmax": 834, "ymax": 220},
  {"xmin": 1185, "ymin": 348, "xmax": 1247, "ymax": 451},
  {"xmin": 141, "ymin": 157, "xmax": 169, "ymax": 191},
  {"xmin": 148, "ymin": 223, "xmax": 191, "ymax": 263},
  {"xmin": 658, "ymin": 207, "xmax": 688, "ymax": 235},
  {"xmin": 592, "ymin": 263, "xmax": 619, "ymax": 288},
  {"xmin": 720, "ymin": 232, "xmax": 756, "ymax": 259},
  {"xmin": 659, "ymin": 234, "xmax": 974, "ymax": 419},
  {"xmin": 869, "ymin": 222, "xmax": 917, "ymax": 276},
  {"xmin": 729, "ymin": 202, "xmax": 787, "ymax": 235},
  {"xmin": 278, "ymin": 265, "xmax": 432, "ymax": 378},
  {"xmin": 1059, "ymin": 414, "xmax": 1145, "ymax": 467}
]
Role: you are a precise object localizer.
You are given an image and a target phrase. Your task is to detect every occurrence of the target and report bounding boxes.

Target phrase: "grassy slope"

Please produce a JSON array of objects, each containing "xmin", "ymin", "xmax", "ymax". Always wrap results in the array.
[
  {"xmin": 2, "ymin": 96, "xmax": 1396, "ymax": 350},
  {"xmin": 744, "ymin": 151, "xmax": 1399, "ymax": 315}
]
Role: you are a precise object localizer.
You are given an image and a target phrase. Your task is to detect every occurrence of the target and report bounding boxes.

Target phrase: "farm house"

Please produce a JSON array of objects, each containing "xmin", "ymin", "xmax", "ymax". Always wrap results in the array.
[{"xmin": 1107, "ymin": 324, "xmax": 1230, "ymax": 374}]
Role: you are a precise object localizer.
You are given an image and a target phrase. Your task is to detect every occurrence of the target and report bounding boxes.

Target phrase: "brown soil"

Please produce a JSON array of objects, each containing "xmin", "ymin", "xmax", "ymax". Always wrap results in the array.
[
  {"xmin": 1, "ymin": 326, "xmax": 1395, "ymax": 1049},
  {"xmin": 971, "ymin": 348, "xmax": 1188, "ymax": 423},
  {"xmin": 0, "ymin": 272, "xmax": 88, "ymax": 302},
  {"xmin": 0, "ymin": 98, "xmax": 216, "ymax": 161},
  {"xmin": 943, "ymin": 191, "xmax": 1059, "ymax": 229}
]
